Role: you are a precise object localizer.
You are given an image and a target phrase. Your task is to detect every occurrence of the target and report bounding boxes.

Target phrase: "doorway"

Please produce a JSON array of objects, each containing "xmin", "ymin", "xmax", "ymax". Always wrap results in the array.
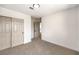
[
  {"xmin": 34, "ymin": 21, "xmax": 41, "ymax": 39},
  {"xmin": 34, "ymin": 22, "xmax": 40, "ymax": 39}
]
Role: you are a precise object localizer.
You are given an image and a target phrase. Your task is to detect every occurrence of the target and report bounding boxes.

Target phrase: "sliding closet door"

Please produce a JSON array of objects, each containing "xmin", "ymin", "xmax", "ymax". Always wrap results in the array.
[
  {"xmin": 12, "ymin": 18, "xmax": 24, "ymax": 47},
  {"xmin": 0, "ymin": 16, "xmax": 11, "ymax": 50}
]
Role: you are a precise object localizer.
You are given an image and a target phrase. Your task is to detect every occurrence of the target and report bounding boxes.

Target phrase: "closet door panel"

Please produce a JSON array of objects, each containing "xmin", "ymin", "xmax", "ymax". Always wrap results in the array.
[
  {"xmin": 0, "ymin": 16, "xmax": 11, "ymax": 50},
  {"xmin": 12, "ymin": 18, "xmax": 24, "ymax": 47}
]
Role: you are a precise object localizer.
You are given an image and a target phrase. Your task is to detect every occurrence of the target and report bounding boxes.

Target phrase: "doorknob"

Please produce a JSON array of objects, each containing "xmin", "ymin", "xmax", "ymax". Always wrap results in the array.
[{"xmin": 22, "ymin": 32, "xmax": 24, "ymax": 34}]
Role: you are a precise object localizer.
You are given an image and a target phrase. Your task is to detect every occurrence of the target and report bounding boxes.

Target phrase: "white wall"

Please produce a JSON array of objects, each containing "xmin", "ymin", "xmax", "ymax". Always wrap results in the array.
[
  {"xmin": 0, "ymin": 7, "xmax": 31, "ymax": 44},
  {"xmin": 41, "ymin": 6, "xmax": 79, "ymax": 51}
]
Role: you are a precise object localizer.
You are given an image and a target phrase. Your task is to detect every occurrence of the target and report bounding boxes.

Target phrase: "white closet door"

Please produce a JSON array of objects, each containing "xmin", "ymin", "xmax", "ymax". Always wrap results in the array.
[
  {"xmin": 12, "ymin": 18, "xmax": 24, "ymax": 47},
  {"xmin": 0, "ymin": 16, "xmax": 11, "ymax": 50}
]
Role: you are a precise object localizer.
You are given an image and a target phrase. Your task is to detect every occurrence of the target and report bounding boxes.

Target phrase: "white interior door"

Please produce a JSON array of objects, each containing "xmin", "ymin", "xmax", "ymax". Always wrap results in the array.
[
  {"xmin": 12, "ymin": 18, "xmax": 24, "ymax": 47},
  {"xmin": 0, "ymin": 16, "xmax": 11, "ymax": 50}
]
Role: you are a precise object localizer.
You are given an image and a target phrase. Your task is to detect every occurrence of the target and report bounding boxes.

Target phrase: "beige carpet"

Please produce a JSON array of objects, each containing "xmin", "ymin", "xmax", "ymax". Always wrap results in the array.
[{"xmin": 0, "ymin": 38, "xmax": 79, "ymax": 55}]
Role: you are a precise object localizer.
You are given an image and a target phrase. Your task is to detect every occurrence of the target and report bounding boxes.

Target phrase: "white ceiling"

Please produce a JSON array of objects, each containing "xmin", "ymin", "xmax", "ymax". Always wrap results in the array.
[{"xmin": 0, "ymin": 4, "xmax": 77, "ymax": 18}]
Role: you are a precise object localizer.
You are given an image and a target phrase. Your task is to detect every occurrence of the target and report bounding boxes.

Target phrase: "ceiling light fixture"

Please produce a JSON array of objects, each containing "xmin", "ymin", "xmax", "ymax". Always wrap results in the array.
[
  {"xmin": 29, "ymin": 4, "xmax": 40, "ymax": 10},
  {"xmin": 33, "ymin": 4, "xmax": 40, "ymax": 8}
]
